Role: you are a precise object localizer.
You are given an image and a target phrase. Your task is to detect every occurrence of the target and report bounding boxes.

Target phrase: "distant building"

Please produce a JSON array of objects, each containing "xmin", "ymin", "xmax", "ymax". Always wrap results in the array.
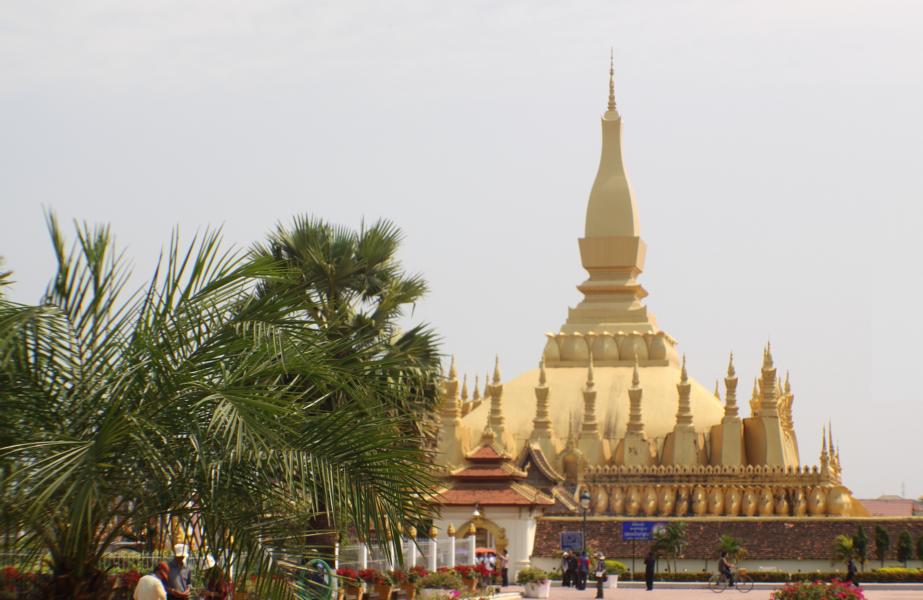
[{"xmin": 858, "ymin": 495, "xmax": 923, "ymax": 517}]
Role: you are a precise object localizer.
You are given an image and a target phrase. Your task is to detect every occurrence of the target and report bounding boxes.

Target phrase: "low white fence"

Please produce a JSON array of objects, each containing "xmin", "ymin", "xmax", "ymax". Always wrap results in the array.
[{"xmin": 336, "ymin": 535, "xmax": 477, "ymax": 571}]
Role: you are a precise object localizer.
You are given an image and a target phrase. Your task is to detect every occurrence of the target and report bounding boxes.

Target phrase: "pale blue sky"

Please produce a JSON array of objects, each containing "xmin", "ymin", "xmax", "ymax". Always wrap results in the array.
[{"xmin": 2, "ymin": 0, "xmax": 922, "ymax": 499}]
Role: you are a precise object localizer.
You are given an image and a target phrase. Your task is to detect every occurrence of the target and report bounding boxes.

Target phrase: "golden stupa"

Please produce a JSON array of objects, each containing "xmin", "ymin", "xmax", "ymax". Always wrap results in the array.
[{"xmin": 435, "ymin": 55, "xmax": 865, "ymax": 519}]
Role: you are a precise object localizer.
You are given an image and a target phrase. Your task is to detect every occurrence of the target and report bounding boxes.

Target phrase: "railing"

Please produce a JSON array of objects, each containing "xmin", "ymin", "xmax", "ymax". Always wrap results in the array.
[{"xmin": 336, "ymin": 534, "xmax": 477, "ymax": 571}]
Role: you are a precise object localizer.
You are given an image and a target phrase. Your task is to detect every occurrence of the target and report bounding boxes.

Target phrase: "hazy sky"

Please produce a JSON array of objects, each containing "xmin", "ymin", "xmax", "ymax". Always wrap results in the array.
[{"xmin": 2, "ymin": 1, "xmax": 922, "ymax": 500}]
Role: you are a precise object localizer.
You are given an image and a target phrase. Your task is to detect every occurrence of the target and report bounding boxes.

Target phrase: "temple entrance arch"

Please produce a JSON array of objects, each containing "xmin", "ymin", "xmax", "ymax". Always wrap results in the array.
[{"xmin": 455, "ymin": 516, "xmax": 508, "ymax": 554}]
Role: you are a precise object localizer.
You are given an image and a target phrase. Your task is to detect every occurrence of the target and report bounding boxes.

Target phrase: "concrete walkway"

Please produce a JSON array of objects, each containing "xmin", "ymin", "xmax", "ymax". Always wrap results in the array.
[{"xmin": 500, "ymin": 584, "xmax": 921, "ymax": 600}]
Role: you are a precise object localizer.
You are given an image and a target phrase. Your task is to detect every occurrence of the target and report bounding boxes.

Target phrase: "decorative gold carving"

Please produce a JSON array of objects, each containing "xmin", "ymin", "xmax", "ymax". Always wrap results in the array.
[
  {"xmin": 691, "ymin": 485, "xmax": 707, "ymax": 516},
  {"xmin": 593, "ymin": 485, "xmax": 609, "ymax": 516},
  {"xmin": 792, "ymin": 488, "xmax": 807, "ymax": 517},
  {"xmin": 758, "ymin": 487, "xmax": 774, "ymax": 516},
  {"xmin": 724, "ymin": 487, "xmax": 741, "ymax": 516},
  {"xmin": 773, "ymin": 488, "xmax": 790, "ymax": 516},
  {"xmin": 657, "ymin": 486, "xmax": 675, "ymax": 516},
  {"xmin": 807, "ymin": 486, "xmax": 827, "ymax": 516},
  {"xmin": 675, "ymin": 486, "xmax": 690, "ymax": 516},
  {"xmin": 609, "ymin": 486, "xmax": 625, "ymax": 514},
  {"xmin": 642, "ymin": 486, "xmax": 658, "ymax": 516},
  {"xmin": 742, "ymin": 488, "xmax": 758, "ymax": 517},
  {"xmin": 707, "ymin": 487, "xmax": 725, "ymax": 516},
  {"xmin": 826, "ymin": 486, "xmax": 851, "ymax": 516},
  {"xmin": 626, "ymin": 486, "xmax": 641, "ymax": 516}
]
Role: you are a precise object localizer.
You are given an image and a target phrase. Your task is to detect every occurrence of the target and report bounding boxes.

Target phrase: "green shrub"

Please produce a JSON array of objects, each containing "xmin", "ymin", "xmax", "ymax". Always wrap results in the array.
[
  {"xmin": 419, "ymin": 571, "xmax": 462, "ymax": 590},
  {"xmin": 515, "ymin": 567, "xmax": 549, "ymax": 585},
  {"xmin": 603, "ymin": 560, "xmax": 627, "ymax": 576}
]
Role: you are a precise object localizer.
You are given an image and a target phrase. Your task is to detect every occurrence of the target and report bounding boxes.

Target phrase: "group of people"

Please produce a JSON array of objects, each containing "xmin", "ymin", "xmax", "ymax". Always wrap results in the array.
[
  {"xmin": 133, "ymin": 544, "xmax": 229, "ymax": 600},
  {"xmin": 560, "ymin": 550, "xmax": 608, "ymax": 595}
]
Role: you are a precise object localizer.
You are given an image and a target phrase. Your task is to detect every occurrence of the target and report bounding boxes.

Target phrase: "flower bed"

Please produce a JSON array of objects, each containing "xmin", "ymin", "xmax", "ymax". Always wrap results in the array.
[{"xmin": 772, "ymin": 579, "xmax": 865, "ymax": 600}]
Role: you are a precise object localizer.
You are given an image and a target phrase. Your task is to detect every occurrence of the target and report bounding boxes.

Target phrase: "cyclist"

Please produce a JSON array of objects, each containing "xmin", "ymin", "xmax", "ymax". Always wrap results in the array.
[{"xmin": 717, "ymin": 551, "xmax": 735, "ymax": 587}]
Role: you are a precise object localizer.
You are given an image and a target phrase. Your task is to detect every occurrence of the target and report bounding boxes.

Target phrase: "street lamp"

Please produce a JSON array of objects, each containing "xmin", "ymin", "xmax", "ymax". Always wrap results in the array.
[
  {"xmin": 579, "ymin": 489, "xmax": 591, "ymax": 555},
  {"xmin": 472, "ymin": 503, "xmax": 481, "ymax": 519}
]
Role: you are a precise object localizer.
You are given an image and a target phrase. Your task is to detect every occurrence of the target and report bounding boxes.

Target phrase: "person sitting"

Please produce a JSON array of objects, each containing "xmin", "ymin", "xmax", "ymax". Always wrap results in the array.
[{"xmin": 717, "ymin": 551, "xmax": 735, "ymax": 587}]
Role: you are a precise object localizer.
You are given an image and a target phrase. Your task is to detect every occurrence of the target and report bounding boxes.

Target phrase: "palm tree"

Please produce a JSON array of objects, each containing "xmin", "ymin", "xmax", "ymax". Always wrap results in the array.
[
  {"xmin": 653, "ymin": 522, "xmax": 688, "ymax": 574},
  {"xmin": 832, "ymin": 534, "xmax": 855, "ymax": 566},
  {"xmin": 0, "ymin": 215, "xmax": 440, "ymax": 599},
  {"xmin": 252, "ymin": 216, "xmax": 441, "ymax": 439},
  {"xmin": 718, "ymin": 534, "xmax": 747, "ymax": 561}
]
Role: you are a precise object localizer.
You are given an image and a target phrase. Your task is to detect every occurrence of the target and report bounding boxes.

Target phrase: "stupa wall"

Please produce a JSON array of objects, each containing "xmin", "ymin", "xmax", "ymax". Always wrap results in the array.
[{"xmin": 533, "ymin": 516, "xmax": 923, "ymax": 561}]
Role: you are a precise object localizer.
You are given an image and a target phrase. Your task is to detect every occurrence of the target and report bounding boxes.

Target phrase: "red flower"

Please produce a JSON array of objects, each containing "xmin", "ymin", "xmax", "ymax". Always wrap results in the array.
[
  {"xmin": 337, "ymin": 567, "xmax": 360, "ymax": 583},
  {"xmin": 120, "ymin": 570, "xmax": 141, "ymax": 589},
  {"xmin": 358, "ymin": 569, "xmax": 378, "ymax": 584}
]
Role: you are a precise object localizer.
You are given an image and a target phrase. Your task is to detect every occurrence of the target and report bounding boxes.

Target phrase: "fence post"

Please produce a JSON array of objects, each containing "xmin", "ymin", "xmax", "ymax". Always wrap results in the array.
[
  {"xmin": 428, "ymin": 531, "xmax": 438, "ymax": 572},
  {"xmin": 466, "ymin": 535, "xmax": 475, "ymax": 566},
  {"xmin": 447, "ymin": 535, "xmax": 456, "ymax": 568},
  {"xmin": 360, "ymin": 543, "xmax": 368, "ymax": 570}
]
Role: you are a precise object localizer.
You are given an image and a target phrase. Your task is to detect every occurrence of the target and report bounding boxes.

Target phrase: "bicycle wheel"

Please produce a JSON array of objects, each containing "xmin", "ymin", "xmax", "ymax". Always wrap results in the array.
[
  {"xmin": 708, "ymin": 574, "xmax": 727, "ymax": 593},
  {"xmin": 735, "ymin": 575, "xmax": 753, "ymax": 593}
]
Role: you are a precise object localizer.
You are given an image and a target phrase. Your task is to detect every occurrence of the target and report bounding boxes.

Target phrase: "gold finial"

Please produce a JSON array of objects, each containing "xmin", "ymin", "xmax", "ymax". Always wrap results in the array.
[
  {"xmin": 467, "ymin": 522, "xmax": 477, "ymax": 536},
  {"xmin": 461, "ymin": 374, "xmax": 469, "ymax": 400},
  {"xmin": 631, "ymin": 354, "xmax": 640, "ymax": 387},
  {"xmin": 680, "ymin": 354, "xmax": 688, "ymax": 383},
  {"xmin": 407, "ymin": 525, "xmax": 417, "ymax": 538},
  {"xmin": 473, "ymin": 375, "xmax": 480, "ymax": 401},
  {"xmin": 727, "ymin": 352, "xmax": 736, "ymax": 378},
  {"xmin": 448, "ymin": 355, "xmax": 457, "ymax": 380},
  {"xmin": 429, "ymin": 526, "xmax": 438, "ymax": 539},
  {"xmin": 784, "ymin": 371, "xmax": 791, "ymax": 395},
  {"xmin": 763, "ymin": 342, "xmax": 774, "ymax": 369},
  {"xmin": 492, "ymin": 355, "xmax": 502, "ymax": 384},
  {"xmin": 538, "ymin": 356, "xmax": 547, "ymax": 386},
  {"xmin": 607, "ymin": 47, "xmax": 616, "ymax": 112},
  {"xmin": 828, "ymin": 421, "xmax": 834, "ymax": 450},
  {"xmin": 484, "ymin": 372, "xmax": 490, "ymax": 398},
  {"xmin": 447, "ymin": 523, "xmax": 456, "ymax": 536},
  {"xmin": 821, "ymin": 425, "xmax": 828, "ymax": 454},
  {"xmin": 714, "ymin": 379, "xmax": 720, "ymax": 399}
]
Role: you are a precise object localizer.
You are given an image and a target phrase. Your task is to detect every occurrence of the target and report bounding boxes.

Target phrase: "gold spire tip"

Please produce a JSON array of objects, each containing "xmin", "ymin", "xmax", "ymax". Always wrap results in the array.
[
  {"xmin": 631, "ymin": 354, "xmax": 640, "ymax": 387},
  {"xmin": 492, "ymin": 355, "xmax": 501, "ymax": 384},
  {"xmin": 727, "ymin": 352, "xmax": 736, "ymax": 378},
  {"xmin": 448, "ymin": 355, "xmax": 457, "ymax": 379},
  {"xmin": 680, "ymin": 354, "xmax": 688, "ymax": 382},
  {"xmin": 607, "ymin": 48, "xmax": 617, "ymax": 112},
  {"xmin": 538, "ymin": 356, "xmax": 547, "ymax": 385}
]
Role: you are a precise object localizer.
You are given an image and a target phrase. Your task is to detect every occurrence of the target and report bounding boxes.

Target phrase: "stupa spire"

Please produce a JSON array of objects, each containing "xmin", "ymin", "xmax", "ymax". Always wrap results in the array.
[
  {"xmin": 461, "ymin": 374, "xmax": 469, "ymax": 401},
  {"xmin": 723, "ymin": 352, "xmax": 740, "ymax": 421},
  {"xmin": 674, "ymin": 355, "xmax": 694, "ymax": 431},
  {"xmin": 607, "ymin": 48, "xmax": 617, "ymax": 112},
  {"xmin": 627, "ymin": 355, "xmax": 644, "ymax": 434},
  {"xmin": 532, "ymin": 357, "xmax": 553, "ymax": 438},
  {"xmin": 487, "ymin": 355, "xmax": 507, "ymax": 446},
  {"xmin": 581, "ymin": 353, "xmax": 599, "ymax": 435},
  {"xmin": 472, "ymin": 375, "xmax": 480, "ymax": 401},
  {"xmin": 759, "ymin": 342, "xmax": 779, "ymax": 417}
]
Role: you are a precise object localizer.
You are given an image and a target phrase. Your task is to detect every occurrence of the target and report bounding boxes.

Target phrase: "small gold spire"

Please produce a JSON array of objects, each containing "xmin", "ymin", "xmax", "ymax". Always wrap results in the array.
[
  {"xmin": 784, "ymin": 371, "xmax": 791, "ymax": 395},
  {"xmin": 607, "ymin": 48, "xmax": 616, "ymax": 112},
  {"xmin": 586, "ymin": 352, "xmax": 595, "ymax": 386},
  {"xmin": 539, "ymin": 356, "xmax": 547, "ymax": 386},
  {"xmin": 484, "ymin": 372, "xmax": 490, "ymax": 399},
  {"xmin": 727, "ymin": 352, "xmax": 736, "ymax": 378},
  {"xmin": 680, "ymin": 354, "xmax": 688, "ymax": 383},
  {"xmin": 461, "ymin": 374, "xmax": 469, "ymax": 401},
  {"xmin": 492, "ymin": 355, "xmax": 502, "ymax": 384},
  {"xmin": 429, "ymin": 526, "xmax": 438, "ymax": 539},
  {"xmin": 407, "ymin": 525, "xmax": 417, "ymax": 538},
  {"xmin": 473, "ymin": 375, "xmax": 481, "ymax": 401},
  {"xmin": 821, "ymin": 425, "xmax": 828, "ymax": 454},
  {"xmin": 446, "ymin": 523, "xmax": 456, "ymax": 536},
  {"xmin": 763, "ymin": 342, "xmax": 774, "ymax": 369},
  {"xmin": 714, "ymin": 379, "xmax": 720, "ymax": 399},
  {"xmin": 631, "ymin": 354, "xmax": 640, "ymax": 387},
  {"xmin": 448, "ymin": 355, "xmax": 457, "ymax": 380},
  {"xmin": 467, "ymin": 522, "xmax": 477, "ymax": 536}
]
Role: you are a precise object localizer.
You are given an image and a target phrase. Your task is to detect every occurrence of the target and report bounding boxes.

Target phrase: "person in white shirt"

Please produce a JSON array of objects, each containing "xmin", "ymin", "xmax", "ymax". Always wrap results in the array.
[{"xmin": 134, "ymin": 562, "xmax": 169, "ymax": 600}]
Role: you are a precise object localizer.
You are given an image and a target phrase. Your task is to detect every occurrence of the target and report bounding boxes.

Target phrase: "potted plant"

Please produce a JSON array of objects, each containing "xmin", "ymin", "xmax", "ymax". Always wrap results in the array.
[
  {"xmin": 400, "ymin": 566, "xmax": 428, "ymax": 600},
  {"xmin": 418, "ymin": 570, "xmax": 463, "ymax": 600},
  {"xmin": 371, "ymin": 569, "xmax": 395, "ymax": 600},
  {"xmin": 337, "ymin": 567, "xmax": 363, "ymax": 600},
  {"xmin": 517, "ymin": 567, "xmax": 551, "ymax": 599},
  {"xmin": 452, "ymin": 565, "xmax": 478, "ymax": 592}
]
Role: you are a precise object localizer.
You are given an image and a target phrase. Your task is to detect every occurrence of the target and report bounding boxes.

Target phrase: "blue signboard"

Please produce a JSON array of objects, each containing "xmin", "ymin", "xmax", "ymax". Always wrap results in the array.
[
  {"xmin": 560, "ymin": 530, "xmax": 584, "ymax": 552},
  {"xmin": 621, "ymin": 521, "xmax": 667, "ymax": 541}
]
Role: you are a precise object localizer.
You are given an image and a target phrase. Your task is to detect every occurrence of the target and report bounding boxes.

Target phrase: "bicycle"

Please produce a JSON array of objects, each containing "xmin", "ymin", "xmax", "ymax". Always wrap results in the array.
[{"xmin": 708, "ymin": 568, "xmax": 753, "ymax": 593}]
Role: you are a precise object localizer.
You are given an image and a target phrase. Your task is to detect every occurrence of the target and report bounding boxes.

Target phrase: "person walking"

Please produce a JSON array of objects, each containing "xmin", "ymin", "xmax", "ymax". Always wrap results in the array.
[
  {"xmin": 576, "ymin": 551, "xmax": 589, "ymax": 590},
  {"xmin": 133, "ymin": 562, "xmax": 169, "ymax": 600},
  {"xmin": 593, "ymin": 552, "xmax": 607, "ymax": 599},
  {"xmin": 644, "ymin": 550, "xmax": 656, "ymax": 591},
  {"xmin": 845, "ymin": 557, "xmax": 859, "ymax": 587},
  {"xmin": 498, "ymin": 549, "xmax": 509, "ymax": 587},
  {"xmin": 166, "ymin": 544, "xmax": 192, "ymax": 600},
  {"xmin": 568, "ymin": 552, "xmax": 579, "ymax": 588},
  {"xmin": 561, "ymin": 552, "xmax": 572, "ymax": 587}
]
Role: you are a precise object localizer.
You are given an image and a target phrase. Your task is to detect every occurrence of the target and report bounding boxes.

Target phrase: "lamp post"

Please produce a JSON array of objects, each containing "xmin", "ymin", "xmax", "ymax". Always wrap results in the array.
[{"xmin": 579, "ymin": 489, "xmax": 591, "ymax": 591}]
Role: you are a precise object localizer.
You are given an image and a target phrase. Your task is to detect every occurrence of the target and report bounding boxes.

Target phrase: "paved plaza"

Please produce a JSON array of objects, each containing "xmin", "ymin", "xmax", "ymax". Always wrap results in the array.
[{"xmin": 500, "ymin": 584, "xmax": 922, "ymax": 600}]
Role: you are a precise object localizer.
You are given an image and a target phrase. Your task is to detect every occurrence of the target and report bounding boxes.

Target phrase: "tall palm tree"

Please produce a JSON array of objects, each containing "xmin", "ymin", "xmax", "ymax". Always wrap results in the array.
[
  {"xmin": 252, "ymin": 216, "xmax": 441, "ymax": 439},
  {"xmin": 0, "ymin": 215, "xmax": 439, "ymax": 599}
]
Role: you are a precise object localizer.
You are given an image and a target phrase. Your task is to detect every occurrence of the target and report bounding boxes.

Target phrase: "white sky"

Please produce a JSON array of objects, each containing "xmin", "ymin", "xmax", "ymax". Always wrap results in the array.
[{"xmin": 2, "ymin": 0, "xmax": 922, "ymax": 500}]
